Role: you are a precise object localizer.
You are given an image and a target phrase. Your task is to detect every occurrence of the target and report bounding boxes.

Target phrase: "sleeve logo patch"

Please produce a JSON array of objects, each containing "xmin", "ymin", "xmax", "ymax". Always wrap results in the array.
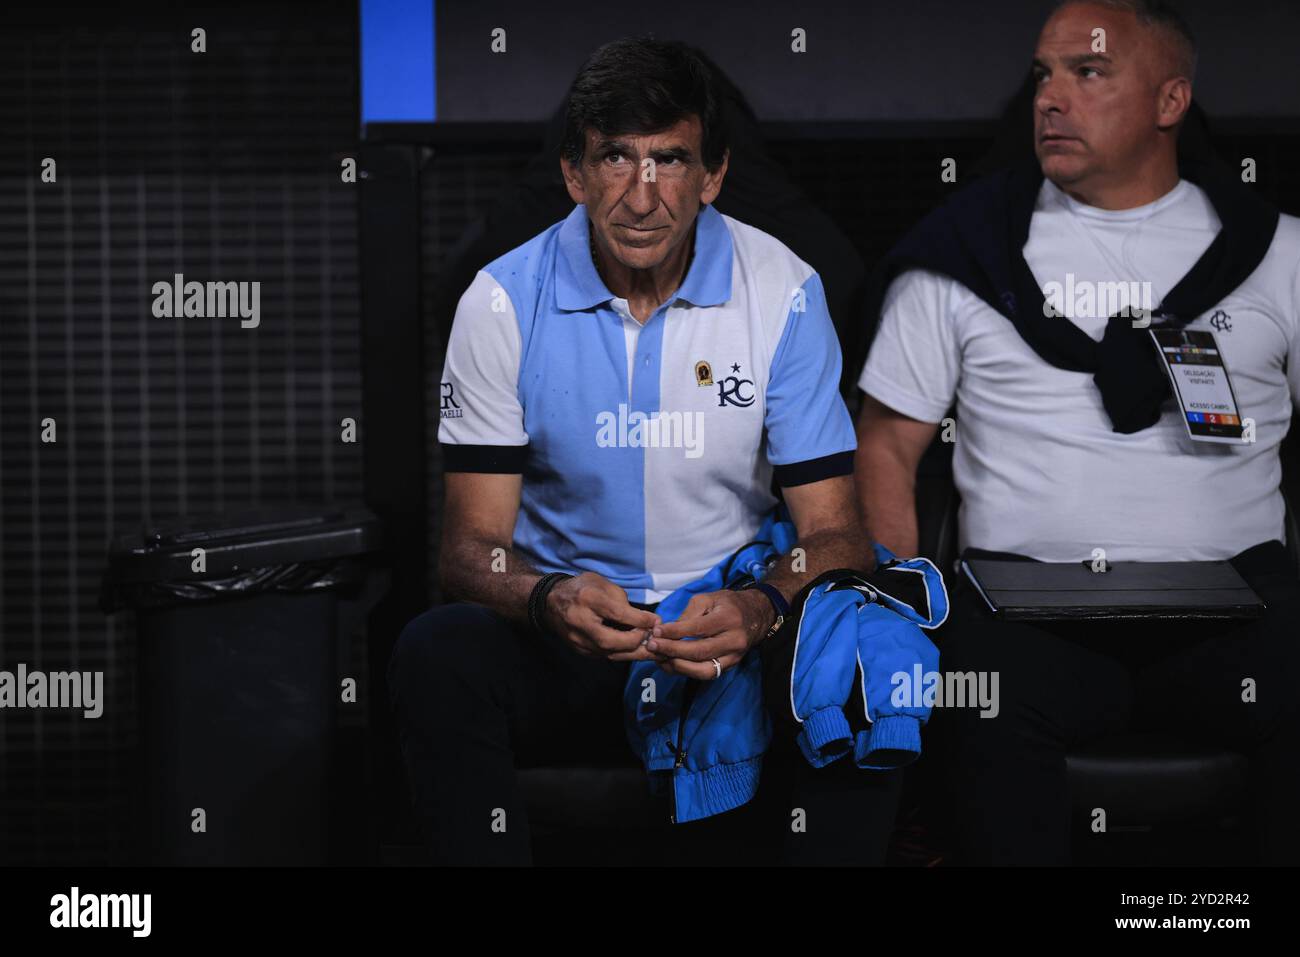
[{"xmin": 440, "ymin": 381, "xmax": 464, "ymax": 419}]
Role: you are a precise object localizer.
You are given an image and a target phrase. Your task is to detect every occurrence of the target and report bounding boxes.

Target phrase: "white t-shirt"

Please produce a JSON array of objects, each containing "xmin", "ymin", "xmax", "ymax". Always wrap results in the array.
[{"xmin": 859, "ymin": 177, "xmax": 1300, "ymax": 562}]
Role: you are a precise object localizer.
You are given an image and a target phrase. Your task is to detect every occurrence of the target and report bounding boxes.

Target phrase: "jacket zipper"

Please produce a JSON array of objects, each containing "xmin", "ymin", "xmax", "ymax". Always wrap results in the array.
[
  {"xmin": 664, "ymin": 543, "xmax": 766, "ymax": 823},
  {"xmin": 669, "ymin": 679, "xmax": 701, "ymax": 824}
]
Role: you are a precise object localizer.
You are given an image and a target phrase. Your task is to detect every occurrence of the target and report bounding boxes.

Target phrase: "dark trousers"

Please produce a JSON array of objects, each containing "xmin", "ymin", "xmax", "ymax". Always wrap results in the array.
[
  {"xmin": 927, "ymin": 539, "xmax": 1300, "ymax": 865},
  {"xmin": 387, "ymin": 600, "xmax": 902, "ymax": 865}
]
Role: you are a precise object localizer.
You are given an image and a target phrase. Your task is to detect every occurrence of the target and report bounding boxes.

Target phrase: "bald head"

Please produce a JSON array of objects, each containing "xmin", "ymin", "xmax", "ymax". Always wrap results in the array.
[
  {"xmin": 1032, "ymin": 0, "xmax": 1196, "ymax": 208},
  {"xmin": 1055, "ymin": 0, "xmax": 1197, "ymax": 83}
]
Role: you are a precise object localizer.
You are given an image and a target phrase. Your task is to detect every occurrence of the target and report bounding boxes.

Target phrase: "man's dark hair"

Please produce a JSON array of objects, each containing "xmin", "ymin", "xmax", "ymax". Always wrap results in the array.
[
  {"xmin": 1056, "ymin": 0, "xmax": 1198, "ymax": 81},
  {"xmin": 560, "ymin": 37, "xmax": 728, "ymax": 172}
]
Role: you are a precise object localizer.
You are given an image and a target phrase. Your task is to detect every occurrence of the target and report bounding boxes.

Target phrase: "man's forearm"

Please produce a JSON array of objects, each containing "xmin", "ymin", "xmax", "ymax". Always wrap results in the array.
[
  {"xmin": 857, "ymin": 446, "xmax": 919, "ymax": 557},
  {"xmin": 759, "ymin": 524, "xmax": 876, "ymax": 607},
  {"xmin": 439, "ymin": 534, "xmax": 547, "ymax": 629}
]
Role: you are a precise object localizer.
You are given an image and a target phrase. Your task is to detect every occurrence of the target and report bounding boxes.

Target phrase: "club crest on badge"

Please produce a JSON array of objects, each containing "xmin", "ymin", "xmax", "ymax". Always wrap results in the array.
[{"xmin": 695, "ymin": 360, "xmax": 713, "ymax": 386}]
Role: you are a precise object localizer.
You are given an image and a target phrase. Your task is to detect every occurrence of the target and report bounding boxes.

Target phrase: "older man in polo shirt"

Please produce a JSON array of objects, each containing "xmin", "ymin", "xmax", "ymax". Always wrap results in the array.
[{"xmin": 388, "ymin": 38, "xmax": 891, "ymax": 866}]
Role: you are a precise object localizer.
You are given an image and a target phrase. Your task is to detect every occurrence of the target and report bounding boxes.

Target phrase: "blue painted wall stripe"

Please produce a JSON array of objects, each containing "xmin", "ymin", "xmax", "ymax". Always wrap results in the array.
[{"xmin": 360, "ymin": 0, "xmax": 436, "ymax": 126}]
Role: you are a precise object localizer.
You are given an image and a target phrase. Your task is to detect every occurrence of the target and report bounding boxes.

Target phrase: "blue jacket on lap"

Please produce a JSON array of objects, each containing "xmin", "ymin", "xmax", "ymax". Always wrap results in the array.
[{"xmin": 624, "ymin": 506, "xmax": 947, "ymax": 823}]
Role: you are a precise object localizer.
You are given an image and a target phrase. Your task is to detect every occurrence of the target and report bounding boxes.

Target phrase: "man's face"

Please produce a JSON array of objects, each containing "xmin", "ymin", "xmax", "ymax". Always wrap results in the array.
[
  {"xmin": 1031, "ymin": 2, "xmax": 1176, "ymax": 189},
  {"xmin": 561, "ymin": 115, "xmax": 727, "ymax": 272}
]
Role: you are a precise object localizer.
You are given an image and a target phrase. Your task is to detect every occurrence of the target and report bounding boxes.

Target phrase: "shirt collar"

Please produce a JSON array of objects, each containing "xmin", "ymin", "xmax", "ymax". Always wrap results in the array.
[{"xmin": 554, "ymin": 202, "xmax": 734, "ymax": 312}]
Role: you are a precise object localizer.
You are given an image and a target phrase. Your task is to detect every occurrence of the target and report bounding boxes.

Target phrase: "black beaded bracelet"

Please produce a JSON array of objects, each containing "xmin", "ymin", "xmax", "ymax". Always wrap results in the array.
[{"xmin": 528, "ymin": 572, "xmax": 572, "ymax": 635}]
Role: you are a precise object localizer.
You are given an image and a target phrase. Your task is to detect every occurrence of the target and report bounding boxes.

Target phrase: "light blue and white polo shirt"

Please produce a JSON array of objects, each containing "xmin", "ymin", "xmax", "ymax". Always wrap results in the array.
[{"xmin": 438, "ymin": 202, "xmax": 855, "ymax": 602}]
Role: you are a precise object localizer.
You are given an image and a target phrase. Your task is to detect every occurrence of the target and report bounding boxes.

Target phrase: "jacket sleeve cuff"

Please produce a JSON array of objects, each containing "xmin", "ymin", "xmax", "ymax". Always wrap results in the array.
[
  {"xmin": 854, "ymin": 715, "xmax": 922, "ymax": 769},
  {"xmin": 796, "ymin": 706, "xmax": 853, "ymax": 767}
]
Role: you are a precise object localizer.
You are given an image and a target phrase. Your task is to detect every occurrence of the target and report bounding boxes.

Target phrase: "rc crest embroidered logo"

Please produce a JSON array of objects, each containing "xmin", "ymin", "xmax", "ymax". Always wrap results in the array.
[{"xmin": 716, "ymin": 362, "xmax": 755, "ymax": 408}]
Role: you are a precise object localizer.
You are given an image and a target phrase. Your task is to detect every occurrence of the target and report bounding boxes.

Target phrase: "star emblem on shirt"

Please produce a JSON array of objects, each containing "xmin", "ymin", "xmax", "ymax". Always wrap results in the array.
[{"xmin": 730, "ymin": 363, "xmax": 741, "ymax": 373}]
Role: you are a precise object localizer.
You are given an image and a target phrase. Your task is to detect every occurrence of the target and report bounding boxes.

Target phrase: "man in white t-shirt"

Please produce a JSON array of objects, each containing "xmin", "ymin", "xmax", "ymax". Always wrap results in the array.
[{"xmin": 856, "ymin": 0, "xmax": 1300, "ymax": 864}]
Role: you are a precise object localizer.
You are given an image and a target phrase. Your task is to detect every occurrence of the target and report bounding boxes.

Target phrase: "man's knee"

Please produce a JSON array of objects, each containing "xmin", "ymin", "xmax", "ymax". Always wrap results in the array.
[
  {"xmin": 933, "ymin": 616, "xmax": 1032, "ymax": 694},
  {"xmin": 388, "ymin": 602, "xmax": 511, "ymax": 702},
  {"xmin": 933, "ymin": 614, "xmax": 1132, "ymax": 756}
]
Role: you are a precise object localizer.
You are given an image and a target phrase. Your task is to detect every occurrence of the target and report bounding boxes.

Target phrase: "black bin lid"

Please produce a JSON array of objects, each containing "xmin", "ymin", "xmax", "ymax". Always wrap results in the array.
[{"xmin": 105, "ymin": 503, "xmax": 384, "ymax": 584}]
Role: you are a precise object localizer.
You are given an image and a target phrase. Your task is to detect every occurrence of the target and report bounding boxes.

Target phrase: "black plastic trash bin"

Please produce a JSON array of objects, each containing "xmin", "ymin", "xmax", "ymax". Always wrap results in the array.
[{"xmin": 100, "ymin": 504, "xmax": 386, "ymax": 866}]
